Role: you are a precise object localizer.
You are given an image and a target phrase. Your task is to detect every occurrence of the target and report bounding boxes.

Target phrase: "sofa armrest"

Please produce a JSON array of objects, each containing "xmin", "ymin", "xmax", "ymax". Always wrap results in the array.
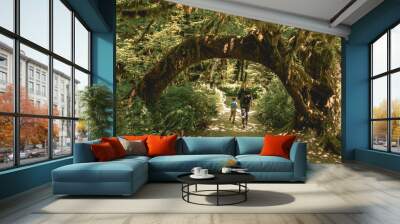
[
  {"xmin": 289, "ymin": 142, "xmax": 307, "ymax": 181},
  {"xmin": 73, "ymin": 140, "xmax": 100, "ymax": 163}
]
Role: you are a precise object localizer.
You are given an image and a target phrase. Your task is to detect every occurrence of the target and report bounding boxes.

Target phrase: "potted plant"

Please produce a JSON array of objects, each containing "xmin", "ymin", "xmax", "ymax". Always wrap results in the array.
[{"xmin": 80, "ymin": 84, "xmax": 113, "ymax": 140}]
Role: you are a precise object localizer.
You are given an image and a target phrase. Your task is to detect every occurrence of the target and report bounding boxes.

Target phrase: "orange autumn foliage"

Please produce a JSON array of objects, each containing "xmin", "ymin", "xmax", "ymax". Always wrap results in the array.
[{"xmin": 0, "ymin": 85, "xmax": 59, "ymax": 149}]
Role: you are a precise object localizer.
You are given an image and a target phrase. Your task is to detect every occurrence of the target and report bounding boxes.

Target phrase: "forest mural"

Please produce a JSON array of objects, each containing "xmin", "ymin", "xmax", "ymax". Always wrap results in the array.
[{"xmin": 116, "ymin": 0, "xmax": 342, "ymax": 163}]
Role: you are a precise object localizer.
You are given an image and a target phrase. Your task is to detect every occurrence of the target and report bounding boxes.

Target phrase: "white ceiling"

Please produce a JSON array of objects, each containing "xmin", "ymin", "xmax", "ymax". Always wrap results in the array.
[
  {"xmin": 166, "ymin": 0, "xmax": 384, "ymax": 37},
  {"xmin": 227, "ymin": 0, "xmax": 352, "ymax": 22}
]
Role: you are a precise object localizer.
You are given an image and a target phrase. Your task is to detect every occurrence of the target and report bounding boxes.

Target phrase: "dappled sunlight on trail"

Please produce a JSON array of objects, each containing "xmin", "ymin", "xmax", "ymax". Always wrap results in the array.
[
  {"xmin": 193, "ymin": 88, "xmax": 264, "ymax": 137},
  {"xmin": 191, "ymin": 89, "xmax": 341, "ymax": 163},
  {"xmin": 208, "ymin": 89, "xmax": 264, "ymax": 135}
]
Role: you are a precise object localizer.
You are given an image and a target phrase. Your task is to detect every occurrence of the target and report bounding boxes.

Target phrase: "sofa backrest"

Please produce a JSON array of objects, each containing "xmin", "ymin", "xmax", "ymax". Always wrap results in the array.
[
  {"xmin": 73, "ymin": 139, "xmax": 100, "ymax": 163},
  {"xmin": 179, "ymin": 137, "xmax": 236, "ymax": 155},
  {"xmin": 235, "ymin": 137, "xmax": 264, "ymax": 155},
  {"xmin": 74, "ymin": 136, "xmax": 270, "ymax": 161}
]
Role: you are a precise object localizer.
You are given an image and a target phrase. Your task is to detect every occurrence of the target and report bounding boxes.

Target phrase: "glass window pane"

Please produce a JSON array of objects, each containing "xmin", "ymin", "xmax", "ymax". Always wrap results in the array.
[
  {"xmin": 372, "ymin": 76, "xmax": 387, "ymax": 119},
  {"xmin": 20, "ymin": 44, "xmax": 49, "ymax": 115},
  {"xmin": 20, "ymin": 0, "xmax": 49, "ymax": 48},
  {"xmin": 0, "ymin": 116, "xmax": 14, "ymax": 170},
  {"xmin": 372, "ymin": 33, "xmax": 387, "ymax": 76},
  {"xmin": 0, "ymin": 35, "xmax": 14, "ymax": 112},
  {"xmin": 74, "ymin": 69, "xmax": 89, "ymax": 118},
  {"xmin": 74, "ymin": 18, "xmax": 89, "ymax": 70},
  {"xmin": 391, "ymin": 72, "xmax": 400, "ymax": 118},
  {"xmin": 53, "ymin": 119, "xmax": 72, "ymax": 157},
  {"xmin": 20, "ymin": 117, "xmax": 49, "ymax": 165},
  {"xmin": 0, "ymin": 0, "xmax": 14, "ymax": 31},
  {"xmin": 53, "ymin": 0, "xmax": 72, "ymax": 60},
  {"xmin": 372, "ymin": 121, "xmax": 388, "ymax": 151},
  {"xmin": 391, "ymin": 24, "xmax": 400, "ymax": 70},
  {"xmin": 53, "ymin": 59, "xmax": 72, "ymax": 117},
  {"xmin": 75, "ymin": 120, "xmax": 88, "ymax": 143},
  {"xmin": 391, "ymin": 120, "xmax": 400, "ymax": 153}
]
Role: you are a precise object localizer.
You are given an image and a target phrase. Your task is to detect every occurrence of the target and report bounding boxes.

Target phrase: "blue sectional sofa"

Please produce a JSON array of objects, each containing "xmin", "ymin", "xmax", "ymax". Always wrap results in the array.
[{"xmin": 52, "ymin": 137, "xmax": 307, "ymax": 196}]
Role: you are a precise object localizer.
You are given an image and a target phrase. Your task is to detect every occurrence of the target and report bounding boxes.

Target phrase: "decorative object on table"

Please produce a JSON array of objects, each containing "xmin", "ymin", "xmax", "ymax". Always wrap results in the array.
[
  {"xmin": 189, "ymin": 173, "xmax": 215, "ymax": 179},
  {"xmin": 222, "ymin": 167, "xmax": 248, "ymax": 174},
  {"xmin": 231, "ymin": 168, "xmax": 249, "ymax": 173},
  {"xmin": 177, "ymin": 173, "xmax": 255, "ymax": 206},
  {"xmin": 221, "ymin": 159, "xmax": 241, "ymax": 173},
  {"xmin": 191, "ymin": 167, "xmax": 202, "ymax": 176},
  {"xmin": 225, "ymin": 159, "xmax": 238, "ymax": 168},
  {"xmin": 221, "ymin": 167, "xmax": 232, "ymax": 173},
  {"xmin": 79, "ymin": 84, "xmax": 113, "ymax": 140},
  {"xmin": 190, "ymin": 167, "xmax": 214, "ymax": 179},
  {"xmin": 200, "ymin": 168, "xmax": 209, "ymax": 176}
]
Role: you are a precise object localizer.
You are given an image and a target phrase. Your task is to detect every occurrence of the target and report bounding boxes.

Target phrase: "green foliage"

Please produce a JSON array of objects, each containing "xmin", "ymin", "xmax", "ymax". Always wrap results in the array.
[
  {"xmin": 80, "ymin": 84, "xmax": 113, "ymax": 139},
  {"xmin": 155, "ymin": 85, "xmax": 218, "ymax": 134},
  {"xmin": 116, "ymin": 96, "xmax": 154, "ymax": 135},
  {"xmin": 116, "ymin": 84, "xmax": 218, "ymax": 136},
  {"xmin": 256, "ymin": 77, "xmax": 295, "ymax": 130}
]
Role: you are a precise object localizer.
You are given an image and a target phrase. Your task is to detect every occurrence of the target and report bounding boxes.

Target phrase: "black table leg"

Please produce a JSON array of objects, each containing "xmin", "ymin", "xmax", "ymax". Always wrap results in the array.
[
  {"xmin": 245, "ymin": 183, "xmax": 247, "ymax": 201},
  {"xmin": 195, "ymin": 184, "xmax": 198, "ymax": 192},
  {"xmin": 187, "ymin": 184, "xmax": 190, "ymax": 202},
  {"xmin": 216, "ymin": 184, "xmax": 219, "ymax": 206},
  {"xmin": 181, "ymin": 184, "xmax": 183, "ymax": 199}
]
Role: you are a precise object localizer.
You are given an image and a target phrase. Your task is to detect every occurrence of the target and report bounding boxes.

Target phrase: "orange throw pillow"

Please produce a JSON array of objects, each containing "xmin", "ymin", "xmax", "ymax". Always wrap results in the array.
[
  {"xmin": 101, "ymin": 137, "xmax": 127, "ymax": 158},
  {"xmin": 91, "ymin": 142, "xmax": 117, "ymax": 162},
  {"xmin": 146, "ymin": 135, "xmax": 177, "ymax": 157},
  {"xmin": 124, "ymin": 135, "xmax": 148, "ymax": 141},
  {"xmin": 260, "ymin": 135, "xmax": 296, "ymax": 159}
]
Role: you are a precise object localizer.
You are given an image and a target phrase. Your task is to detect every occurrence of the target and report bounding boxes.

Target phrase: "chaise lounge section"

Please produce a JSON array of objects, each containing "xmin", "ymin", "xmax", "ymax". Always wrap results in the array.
[
  {"xmin": 52, "ymin": 140, "xmax": 149, "ymax": 196},
  {"xmin": 52, "ymin": 137, "xmax": 307, "ymax": 196}
]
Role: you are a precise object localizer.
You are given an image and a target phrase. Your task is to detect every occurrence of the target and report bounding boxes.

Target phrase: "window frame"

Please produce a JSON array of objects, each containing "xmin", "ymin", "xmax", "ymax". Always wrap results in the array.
[
  {"xmin": 370, "ymin": 21, "xmax": 400, "ymax": 154},
  {"xmin": 0, "ymin": 0, "xmax": 92, "ymax": 171}
]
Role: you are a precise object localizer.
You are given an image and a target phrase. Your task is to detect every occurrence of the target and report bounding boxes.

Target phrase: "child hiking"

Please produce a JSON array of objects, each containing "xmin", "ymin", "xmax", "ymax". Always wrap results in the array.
[{"xmin": 229, "ymin": 97, "xmax": 238, "ymax": 124}]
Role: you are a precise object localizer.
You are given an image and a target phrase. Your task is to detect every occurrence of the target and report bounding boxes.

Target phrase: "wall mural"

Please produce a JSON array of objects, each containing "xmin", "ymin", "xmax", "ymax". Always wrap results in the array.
[{"xmin": 116, "ymin": 0, "xmax": 342, "ymax": 163}]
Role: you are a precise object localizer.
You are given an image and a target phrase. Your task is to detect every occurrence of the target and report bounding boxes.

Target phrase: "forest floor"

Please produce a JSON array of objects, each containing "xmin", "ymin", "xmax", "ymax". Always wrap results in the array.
[{"xmin": 191, "ymin": 89, "xmax": 341, "ymax": 164}]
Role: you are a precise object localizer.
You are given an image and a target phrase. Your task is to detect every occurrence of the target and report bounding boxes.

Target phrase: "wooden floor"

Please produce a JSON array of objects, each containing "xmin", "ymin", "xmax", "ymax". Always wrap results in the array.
[{"xmin": 1, "ymin": 163, "xmax": 400, "ymax": 224}]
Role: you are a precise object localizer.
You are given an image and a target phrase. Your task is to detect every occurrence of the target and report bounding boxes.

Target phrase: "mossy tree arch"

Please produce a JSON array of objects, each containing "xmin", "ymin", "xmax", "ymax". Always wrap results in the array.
[
  {"xmin": 133, "ymin": 29, "xmax": 341, "ymax": 152},
  {"xmin": 119, "ymin": 1, "xmax": 341, "ymax": 152}
]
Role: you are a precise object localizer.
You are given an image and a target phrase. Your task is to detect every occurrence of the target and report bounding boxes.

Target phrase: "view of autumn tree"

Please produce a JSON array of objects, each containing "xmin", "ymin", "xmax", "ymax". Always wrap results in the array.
[
  {"xmin": 372, "ymin": 100, "xmax": 400, "ymax": 147},
  {"xmin": 0, "ymin": 85, "xmax": 15, "ymax": 150},
  {"xmin": 0, "ymin": 85, "xmax": 59, "ymax": 151}
]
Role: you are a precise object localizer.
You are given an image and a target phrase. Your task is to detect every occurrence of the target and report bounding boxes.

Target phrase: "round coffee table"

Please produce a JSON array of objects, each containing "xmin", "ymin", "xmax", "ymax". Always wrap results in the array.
[{"xmin": 177, "ymin": 173, "xmax": 255, "ymax": 206}]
